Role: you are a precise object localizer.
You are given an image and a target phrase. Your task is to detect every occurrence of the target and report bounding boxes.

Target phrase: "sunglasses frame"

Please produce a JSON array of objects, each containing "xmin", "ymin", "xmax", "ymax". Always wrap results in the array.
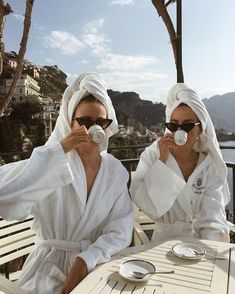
[
  {"xmin": 165, "ymin": 122, "xmax": 201, "ymax": 133},
  {"xmin": 73, "ymin": 116, "xmax": 113, "ymax": 130}
]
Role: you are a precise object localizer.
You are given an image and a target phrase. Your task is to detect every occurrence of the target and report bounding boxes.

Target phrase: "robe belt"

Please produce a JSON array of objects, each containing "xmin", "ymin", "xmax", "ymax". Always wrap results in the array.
[
  {"xmin": 36, "ymin": 239, "xmax": 83, "ymax": 251},
  {"xmin": 156, "ymin": 221, "xmax": 192, "ymax": 234}
]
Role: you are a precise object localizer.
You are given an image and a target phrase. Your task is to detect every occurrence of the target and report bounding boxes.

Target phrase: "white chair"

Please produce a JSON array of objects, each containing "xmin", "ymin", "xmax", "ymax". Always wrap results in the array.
[{"xmin": 0, "ymin": 275, "xmax": 26, "ymax": 294}]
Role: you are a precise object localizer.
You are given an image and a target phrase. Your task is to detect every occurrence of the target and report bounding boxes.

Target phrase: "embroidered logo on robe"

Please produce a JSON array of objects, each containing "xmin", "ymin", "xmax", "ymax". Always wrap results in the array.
[
  {"xmin": 197, "ymin": 178, "xmax": 202, "ymax": 186},
  {"xmin": 192, "ymin": 178, "xmax": 205, "ymax": 195}
]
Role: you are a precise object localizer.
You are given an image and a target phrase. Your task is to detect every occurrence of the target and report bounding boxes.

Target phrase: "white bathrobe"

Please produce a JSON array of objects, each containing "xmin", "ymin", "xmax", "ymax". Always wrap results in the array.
[
  {"xmin": 130, "ymin": 83, "xmax": 229, "ymax": 243},
  {"xmin": 0, "ymin": 73, "xmax": 133, "ymax": 293},
  {"xmin": 0, "ymin": 142, "xmax": 133, "ymax": 293},
  {"xmin": 130, "ymin": 142, "xmax": 229, "ymax": 243}
]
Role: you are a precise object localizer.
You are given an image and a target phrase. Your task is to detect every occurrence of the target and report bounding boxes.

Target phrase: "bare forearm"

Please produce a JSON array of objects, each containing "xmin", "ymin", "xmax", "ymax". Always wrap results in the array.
[{"xmin": 61, "ymin": 257, "xmax": 88, "ymax": 294}]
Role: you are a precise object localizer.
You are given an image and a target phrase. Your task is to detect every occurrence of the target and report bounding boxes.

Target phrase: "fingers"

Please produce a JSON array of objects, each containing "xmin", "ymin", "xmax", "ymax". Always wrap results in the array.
[
  {"xmin": 71, "ymin": 128, "xmax": 89, "ymax": 143},
  {"xmin": 158, "ymin": 133, "xmax": 176, "ymax": 163},
  {"xmin": 158, "ymin": 133, "xmax": 175, "ymax": 146},
  {"xmin": 60, "ymin": 128, "xmax": 90, "ymax": 154},
  {"xmin": 73, "ymin": 125, "xmax": 90, "ymax": 143}
]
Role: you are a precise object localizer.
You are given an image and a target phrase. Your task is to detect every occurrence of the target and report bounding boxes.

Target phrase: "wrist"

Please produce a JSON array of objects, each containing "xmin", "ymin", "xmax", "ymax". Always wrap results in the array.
[
  {"xmin": 76, "ymin": 256, "xmax": 88, "ymax": 274},
  {"xmin": 60, "ymin": 140, "xmax": 71, "ymax": 154},
  {"xmin": 159, "ymin": 155, "xmax": 166, "ymax": 163}
]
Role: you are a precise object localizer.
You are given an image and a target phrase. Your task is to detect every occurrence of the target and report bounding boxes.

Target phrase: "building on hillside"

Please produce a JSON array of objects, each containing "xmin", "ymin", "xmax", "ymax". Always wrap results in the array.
[
  {"xmin": 0, "ymin": 74, "xmax": 40, "ymax": 103},
  {"xmin": 0, "ymin": 74, "xmax": 57, "ymax": 140},
  {"xmin": 116, "ymin": 125, "xmax": 128, "ymax": 138},
  {"xmin": 8, "ymin": 59, "xmax": 17, "ymax": 68},
  {"xmin": 34, "ymin": 97, "xmax": 61, "ymax": 138},
  {"xmin": 24, "ymin": 65, "xmax": 40, "ymax": 79},
  {"xmin": 125, "ymin": 126, "xmax": 134, "ymax": 135}
]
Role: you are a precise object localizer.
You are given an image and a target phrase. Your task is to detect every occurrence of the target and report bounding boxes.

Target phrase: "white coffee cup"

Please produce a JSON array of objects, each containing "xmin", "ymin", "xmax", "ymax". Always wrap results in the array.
[
  {"xmin": 88, "ymin": 124, "xmax": 105, "ymax": 144},
  {"xmin": 174, "ymin": 130, "xmax": 187, "ymax": 146}
]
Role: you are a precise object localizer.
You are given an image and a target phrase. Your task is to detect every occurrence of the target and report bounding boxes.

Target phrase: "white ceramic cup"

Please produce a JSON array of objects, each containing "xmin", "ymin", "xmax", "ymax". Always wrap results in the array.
[
  {"xmin": 174, "ymin": 130, "xmax": 187, "ymax": 146},
  {"xmin": 88, "ymin": 124, "xmax": 105, "ymax": 143}
]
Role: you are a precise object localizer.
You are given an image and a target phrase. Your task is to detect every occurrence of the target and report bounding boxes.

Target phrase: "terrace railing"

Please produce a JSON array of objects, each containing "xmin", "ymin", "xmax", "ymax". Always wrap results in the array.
[{"xmin": 1, "ymin": 144, "xmax": 235, "ymax": 223}]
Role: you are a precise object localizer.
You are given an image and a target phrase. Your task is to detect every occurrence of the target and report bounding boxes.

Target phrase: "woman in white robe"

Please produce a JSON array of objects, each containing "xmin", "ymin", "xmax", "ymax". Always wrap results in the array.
[
  {"xmin": 0, "ymin": 73, "xmax": 133, "ymax": 294},
  {"xmin": 130, "ymin": 83, "xmax": 229, "ymax": 243}
]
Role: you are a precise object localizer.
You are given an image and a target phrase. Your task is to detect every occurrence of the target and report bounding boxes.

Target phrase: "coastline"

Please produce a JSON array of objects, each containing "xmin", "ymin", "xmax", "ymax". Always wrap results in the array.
[{"xmin": 217, "ymin": 134, "xmax": 235, "ymax": 142}]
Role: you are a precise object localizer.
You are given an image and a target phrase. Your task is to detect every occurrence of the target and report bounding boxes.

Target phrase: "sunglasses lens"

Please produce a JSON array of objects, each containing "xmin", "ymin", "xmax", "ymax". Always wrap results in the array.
[
  {"xmin": 76, "ymin": 117, "xmax": 93, "ymax": 129},
  {"xmin": 165, "ymin": 122, "xmax": 198, "ymax": 133},
  {"xmin": 96, "ymin": 119, "xmax": 113, "ymax": 129},
  {"xmin": 180, "ymin": 123, "xmax": 195, "ymax": 132},
  {"xmin": 75, "ymin": 117, "xmax": 112, "ymax": 130},
  {"xmin": 165, "ymin": 123, "xmax": 179, "ymax": 132}
]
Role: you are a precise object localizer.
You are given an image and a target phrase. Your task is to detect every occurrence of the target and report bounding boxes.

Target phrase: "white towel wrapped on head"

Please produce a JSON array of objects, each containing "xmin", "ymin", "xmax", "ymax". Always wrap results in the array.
[
  {"xmin": 47, "ymin": 72, "xmax": 118, "ymax": 152},
  {"xmin": 166, "ymin": 83, "xmax": 230, "ymax": 206}
]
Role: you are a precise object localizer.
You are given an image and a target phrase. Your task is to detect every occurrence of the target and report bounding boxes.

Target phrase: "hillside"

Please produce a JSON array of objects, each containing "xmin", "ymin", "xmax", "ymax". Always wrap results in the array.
[
  {"xmin": 36, "ymin": 65, "xmax": 67, "ymax": 100},
  {"xmin": 203, "ymin": 92, "xmax": 235, "ymax": 133},
  {"xmin": 108, "ymin": 89, "xmax": 165, "ymax": 128}
]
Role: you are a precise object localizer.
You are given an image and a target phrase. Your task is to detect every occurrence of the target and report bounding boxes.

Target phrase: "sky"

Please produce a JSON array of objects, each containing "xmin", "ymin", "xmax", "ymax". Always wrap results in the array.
[{"xmin": 3, "ymin": 0, "xmax": 235, "ymax": 104}]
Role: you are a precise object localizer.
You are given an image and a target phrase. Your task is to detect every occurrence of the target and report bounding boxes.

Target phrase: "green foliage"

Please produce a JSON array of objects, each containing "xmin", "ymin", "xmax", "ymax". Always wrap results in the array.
[
  {"xmin": 0, "ymin": 101, "xmax": 46, "ymax": 156},
  {"xmin": 11, "ymin": 100, "xmax": 42, "ymax": 120},
  {"xmin": 0, "ymin": 116, "xmax": 23, "ymax": 152},
  {"xmin": 0, "ymin": 65, "xmax": 14, "ymax": 79}
]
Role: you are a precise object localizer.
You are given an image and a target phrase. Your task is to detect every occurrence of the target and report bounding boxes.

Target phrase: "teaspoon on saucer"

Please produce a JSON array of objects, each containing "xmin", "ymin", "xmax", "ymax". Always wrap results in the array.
[
  {"xmin": 190, "ymin": 249, "xmax": 226, "ymax": 260},
  {"xmin": 130, "ymin": 270, "xmax": 175, "ymax": 279}
]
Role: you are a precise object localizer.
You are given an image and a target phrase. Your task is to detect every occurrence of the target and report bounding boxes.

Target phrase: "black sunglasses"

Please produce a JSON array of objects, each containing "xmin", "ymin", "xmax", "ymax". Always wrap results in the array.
[
  {"xmin": 73, "ymin": 116, "xmax": 113, "ymax": 130},
  {"xmin": 165, "ymin": 122, "xmax": 201, "ymax": 133}
]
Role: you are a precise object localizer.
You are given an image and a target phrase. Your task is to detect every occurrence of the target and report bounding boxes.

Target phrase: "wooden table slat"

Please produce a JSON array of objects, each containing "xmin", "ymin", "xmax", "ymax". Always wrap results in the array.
[{"xmin": 71, "ymin": 238, "xmax": 235, "ymax": 294}]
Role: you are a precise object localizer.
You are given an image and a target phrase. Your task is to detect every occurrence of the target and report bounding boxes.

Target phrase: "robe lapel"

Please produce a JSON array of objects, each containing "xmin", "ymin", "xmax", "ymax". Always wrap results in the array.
[
  {"xmin": 180, "ymin": 155, "xmax": 210, "ymax": 220},
  {"xmin": 167, "ymin": 154, "xmax": 193, "ymax": 220},
  {"xmin": 72, "ymin": 155, "xmax": 119, "ymax": 240},
  {"xmin": 68, "ymin": 152, "xmax": 87, "ymax": 210}
]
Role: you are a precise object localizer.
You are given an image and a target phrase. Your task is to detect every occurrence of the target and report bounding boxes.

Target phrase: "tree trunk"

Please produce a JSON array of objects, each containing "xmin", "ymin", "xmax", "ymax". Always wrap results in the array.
[
  {"xmin": 176, "ymin": 0, "xmax": 183, "ymax": 82},
  {"xmin": 0, "ymin": 1, "xmax": 13, "ymax": 75},
  {"xmin": 0, "ymin": 0, "xmax": 35, "ymax": 117},
  {"xmin": 151, "ymin": 0, "xmax": 184, "ymax": 82}
]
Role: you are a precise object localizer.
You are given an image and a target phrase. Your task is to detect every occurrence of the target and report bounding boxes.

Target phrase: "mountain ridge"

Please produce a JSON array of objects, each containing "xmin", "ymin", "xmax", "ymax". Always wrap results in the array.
[
  {"xmin": 1, "ymin": 52, "xmax": 235, "ymax": 132},
  {"xmin": 203, "ymin": 92, "xmax": 235, "ymax": 133}
]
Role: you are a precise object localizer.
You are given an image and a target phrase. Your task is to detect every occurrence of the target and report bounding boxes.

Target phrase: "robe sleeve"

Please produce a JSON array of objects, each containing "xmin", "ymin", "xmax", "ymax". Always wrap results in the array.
[
  {"xmin": 130, "ymin": 144, "xmax": 185, "ymax": 220},
  {"xmin": 193, "ymin": 166, "xmax": 230, "ymax": 242},
  {"xmin": 77, "ymin": 176, "xmax": 133, "ymax": 272},
  {"xmin": 0, "ymin": 142, "xmax": 73, "ymax": 220}
]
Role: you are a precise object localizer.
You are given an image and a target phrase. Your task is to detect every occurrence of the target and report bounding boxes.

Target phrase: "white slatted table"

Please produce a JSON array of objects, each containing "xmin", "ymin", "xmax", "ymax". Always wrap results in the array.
[{"xmin": 71, "ymin": 237, "xmax": 235, "ymax": 294}]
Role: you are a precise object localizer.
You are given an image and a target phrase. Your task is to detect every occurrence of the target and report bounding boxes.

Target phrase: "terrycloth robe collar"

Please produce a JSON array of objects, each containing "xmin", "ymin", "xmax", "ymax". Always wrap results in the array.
[{"xmin": 165, "ymin": 83, "xmax": 230, "ymax": 205}]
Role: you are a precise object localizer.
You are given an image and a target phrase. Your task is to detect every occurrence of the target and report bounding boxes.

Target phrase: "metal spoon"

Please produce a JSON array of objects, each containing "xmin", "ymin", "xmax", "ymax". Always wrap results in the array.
[
  {"xmin": 130, "ymin": 270, "xmax": 175, "ymax": 279},
  {"xmin": 191, "ymin": 249, "xmax": 226, "ymax": 260}
]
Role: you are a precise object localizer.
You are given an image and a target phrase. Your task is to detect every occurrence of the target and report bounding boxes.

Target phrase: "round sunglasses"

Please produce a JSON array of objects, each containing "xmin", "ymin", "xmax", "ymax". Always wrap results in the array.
[
  {"xmin": 73, "ymin": 116, "xmax": 113, "ymax": 130},
  {"xmin": 165, "ymin": 122, "xmax": 201, "ymax": 133}
]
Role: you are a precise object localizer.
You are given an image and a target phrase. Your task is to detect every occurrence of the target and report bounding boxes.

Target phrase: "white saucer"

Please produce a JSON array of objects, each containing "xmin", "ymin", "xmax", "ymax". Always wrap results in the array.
[
  {"xmin": 119, "ymin": 259, "xmax": 156, "ymax": 282},
  {"xmin": 172, "ymin": 243, "xmax": 206, "ymax": 260}
]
